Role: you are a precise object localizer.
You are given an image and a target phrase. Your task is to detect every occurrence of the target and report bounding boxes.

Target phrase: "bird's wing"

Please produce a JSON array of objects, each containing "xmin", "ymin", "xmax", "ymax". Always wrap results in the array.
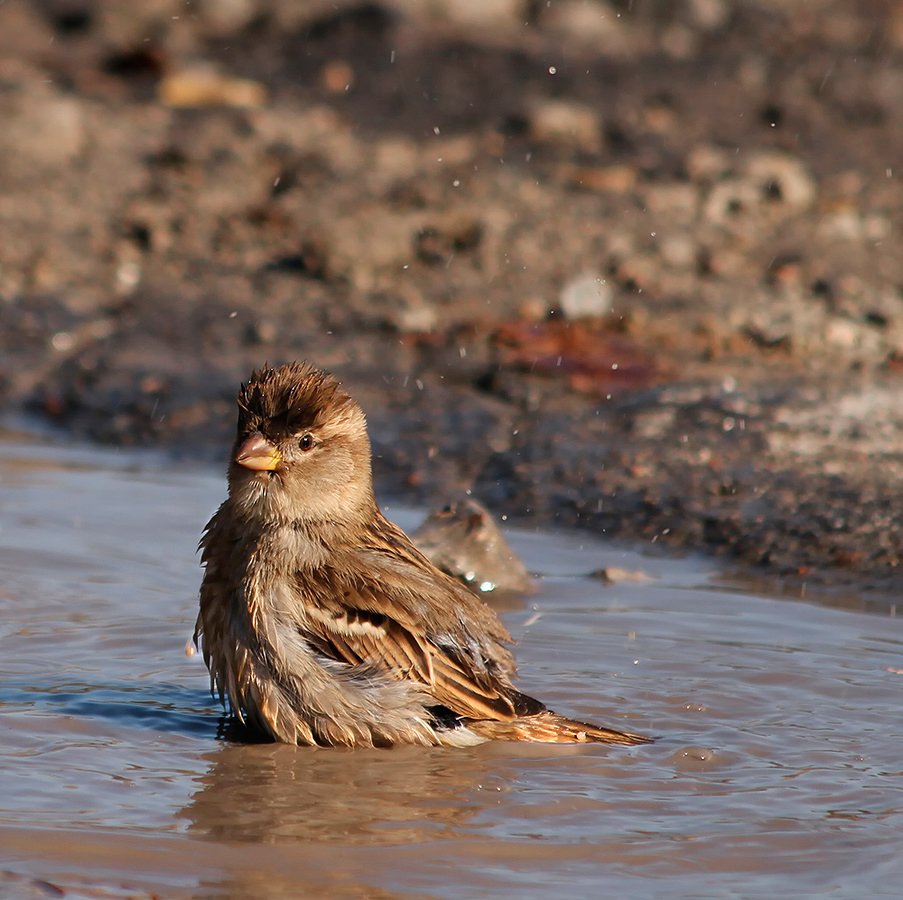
[{"xmin": 298, "ymin": 578, "xmax": 526, "ymax": 722}]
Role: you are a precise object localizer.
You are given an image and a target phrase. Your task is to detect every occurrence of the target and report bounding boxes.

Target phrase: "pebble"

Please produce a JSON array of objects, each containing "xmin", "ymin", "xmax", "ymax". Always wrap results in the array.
[
  {"xmin": 559, "ymin": 272, "xmax": 614, "ymax": 320},
  {"xmin": 528, "ymin": 99, "xmax": 603, "ymax": 152},
  {"xmin": 158, "ymin": 68, "xmax": 267, "ymax": 108},
  {"xmin": 0, "ymin": 85, "xmax": 86, "ymax": 180}
]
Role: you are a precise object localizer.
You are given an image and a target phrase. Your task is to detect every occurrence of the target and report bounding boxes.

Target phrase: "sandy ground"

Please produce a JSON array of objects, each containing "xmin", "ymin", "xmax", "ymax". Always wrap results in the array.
[{"xmin": 2, "ymin": 0, "xmax": 903, "ymax": 588}]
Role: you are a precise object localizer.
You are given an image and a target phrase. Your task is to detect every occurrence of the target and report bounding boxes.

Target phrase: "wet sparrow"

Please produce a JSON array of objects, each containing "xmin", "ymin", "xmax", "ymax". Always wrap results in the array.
[{"xmin": 194, "ymin": 362, "xmax": 651, "ymax": 748}]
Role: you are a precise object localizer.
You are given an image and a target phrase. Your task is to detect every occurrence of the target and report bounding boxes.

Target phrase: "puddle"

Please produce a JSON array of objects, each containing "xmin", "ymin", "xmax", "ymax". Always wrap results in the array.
[{"xmin": 1, "ymin": 430, "xmax": 901, "ymax": 898}]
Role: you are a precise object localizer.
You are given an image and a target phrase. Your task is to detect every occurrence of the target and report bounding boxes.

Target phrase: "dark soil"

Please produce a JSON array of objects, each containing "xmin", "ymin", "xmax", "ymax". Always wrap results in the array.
[{"xmin": 3, "ymin": 0, "xmax": 903, "ymax": 590}]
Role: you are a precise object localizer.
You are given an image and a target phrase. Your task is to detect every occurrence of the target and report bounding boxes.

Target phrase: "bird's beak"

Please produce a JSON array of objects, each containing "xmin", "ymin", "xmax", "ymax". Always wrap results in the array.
[{"xmin": 235, "ymin": 433, "xmax": 282, "ymax": 471}]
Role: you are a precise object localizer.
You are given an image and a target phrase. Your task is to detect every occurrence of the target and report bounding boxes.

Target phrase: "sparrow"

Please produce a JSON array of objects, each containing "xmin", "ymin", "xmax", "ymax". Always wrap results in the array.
[
  {"xmin": 194, "ymin": 361, "xmax": 652, "ymax": 748},
  {"xmin": 412, "ymin": 496, "xmax": 534, "ymax": 595}
]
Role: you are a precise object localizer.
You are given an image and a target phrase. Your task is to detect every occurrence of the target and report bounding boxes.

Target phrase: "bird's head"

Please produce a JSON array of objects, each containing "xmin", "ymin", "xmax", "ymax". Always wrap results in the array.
[{"xmin": 227, "ymin": 361, "xmax": 375, "ymax": 525}]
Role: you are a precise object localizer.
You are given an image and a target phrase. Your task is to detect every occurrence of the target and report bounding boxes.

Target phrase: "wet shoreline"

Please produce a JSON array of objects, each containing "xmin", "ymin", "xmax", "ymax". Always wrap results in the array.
[{"xmin": 6, "ymin": 367, "xmax": 903, "ymax": 599}]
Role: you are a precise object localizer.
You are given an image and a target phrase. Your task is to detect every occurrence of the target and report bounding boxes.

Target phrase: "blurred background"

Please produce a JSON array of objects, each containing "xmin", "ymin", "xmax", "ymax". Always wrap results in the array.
[{"xmin": 2, "ymin": 0, "xmax": 902, "ymax": 584}]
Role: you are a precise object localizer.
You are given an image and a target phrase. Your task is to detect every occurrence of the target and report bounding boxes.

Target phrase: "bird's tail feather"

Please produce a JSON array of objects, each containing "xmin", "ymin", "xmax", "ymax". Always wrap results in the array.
[{"xmin": 468, "ymin": 710, "xmax": 652, "ymax": 745}]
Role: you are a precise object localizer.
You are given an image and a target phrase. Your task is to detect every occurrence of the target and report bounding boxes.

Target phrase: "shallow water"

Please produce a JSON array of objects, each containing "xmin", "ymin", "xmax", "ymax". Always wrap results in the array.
[{"xmin": 1, "ymin": 430, "xmax": 901, "ymax": 899}]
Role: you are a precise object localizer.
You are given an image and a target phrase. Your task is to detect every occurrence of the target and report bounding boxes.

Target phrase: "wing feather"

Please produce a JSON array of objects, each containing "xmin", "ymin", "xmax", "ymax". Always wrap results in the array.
[
  {"xmin": 301, "ymin": 598, "xmax": 519, "ymax": 722},
  {"xmin": 288, "ymin": 509, "xmax": 528, "ymax": 724}
]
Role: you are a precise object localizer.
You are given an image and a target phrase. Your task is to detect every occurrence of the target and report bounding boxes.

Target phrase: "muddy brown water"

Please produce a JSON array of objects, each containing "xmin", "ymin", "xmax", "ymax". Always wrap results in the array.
[{"xmin": 1, "ymin": 430, "xmax": 901, "ymax": 898}]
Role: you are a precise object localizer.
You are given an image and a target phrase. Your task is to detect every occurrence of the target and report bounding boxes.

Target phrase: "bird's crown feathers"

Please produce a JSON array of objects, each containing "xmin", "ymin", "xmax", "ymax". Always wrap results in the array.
[{"xmin": 237, "ymin": 361, "xmax": 357, "ymax": 436}]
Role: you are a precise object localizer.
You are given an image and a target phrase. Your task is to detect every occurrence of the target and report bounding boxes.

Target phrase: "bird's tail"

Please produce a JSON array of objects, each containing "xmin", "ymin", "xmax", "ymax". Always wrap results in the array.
[{"xmin": 468, "ymin": 710, "xmax": 652, "ymax": 745}]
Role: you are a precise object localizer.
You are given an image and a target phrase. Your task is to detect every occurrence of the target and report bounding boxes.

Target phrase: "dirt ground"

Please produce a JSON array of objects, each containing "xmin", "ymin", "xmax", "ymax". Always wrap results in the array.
[{"xmin": 2, "ymin": 0, "xmax": 903, "ymax": 590}]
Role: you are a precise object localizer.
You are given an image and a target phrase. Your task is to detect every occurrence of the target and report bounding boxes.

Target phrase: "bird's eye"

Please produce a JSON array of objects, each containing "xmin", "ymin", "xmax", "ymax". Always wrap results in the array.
[{"xmin": 298, "ymin": 433, "xmax": 314, "ymax": 451}]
